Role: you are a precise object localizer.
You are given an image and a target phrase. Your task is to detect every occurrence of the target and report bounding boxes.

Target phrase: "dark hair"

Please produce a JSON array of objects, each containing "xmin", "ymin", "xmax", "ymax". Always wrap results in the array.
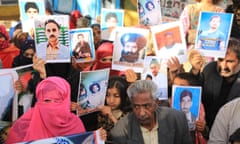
[
  {"xmin": 180, "ymin": 90, "xmax": 192, "ymax": 101},
  {"xmin": 105, "ymin": 12, "xmax": 118, "ymax": 22},
  {"xmin": 25, "ymin": 2, "xmax": 39, "ymax": 12},
  {"xmin": 107, "ymin": 76, "xmax": 132, "ymax": 112},
  {"xmin": 145, "ymin": 1, "xmax": 155, "ymax": 11},
  {"xmin": 226, "ymin": 37, "xmax": 240, "ymax": 60},
  {"xmin": 91, "ymin": 23, "xmax": 100, "ymax": 29},
  {"xmin": 89, "ymin": 82, "xmax": 101, "ymax": 94},
  {"xmin": 229, "ymin": 128, "xmax": 240, "ymax": 143},
  {"xmin": 44, "ymin": 19, "xmax": 60, "ymax": 29},
  {"xmin": 145, "ymin": 74, "xmax": 152, "ymax": 80},
  {"xmin": 175, "ymin": 72, "xmax": 202, "ymax": 86}
]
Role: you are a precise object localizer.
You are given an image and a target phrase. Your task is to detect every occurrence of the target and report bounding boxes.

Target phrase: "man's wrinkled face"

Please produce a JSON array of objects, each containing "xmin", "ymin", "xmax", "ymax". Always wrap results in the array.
[
  {"xmin": 45, "ymin": 22, "xmax": 60, "ymax": 42},
  {"xmin": 132, "ymin": 92, "xmax": 157, "ymax": 127},
  {"xmin": 217, "ymin": 51, "xmax": 240, "ymax": 77}
]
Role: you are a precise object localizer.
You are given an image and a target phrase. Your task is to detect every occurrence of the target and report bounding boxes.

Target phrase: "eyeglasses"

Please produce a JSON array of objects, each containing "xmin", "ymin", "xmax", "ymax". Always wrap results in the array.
[{"xmin": 46, "ymin": 28, "xmax": 57, "ymax": 33}]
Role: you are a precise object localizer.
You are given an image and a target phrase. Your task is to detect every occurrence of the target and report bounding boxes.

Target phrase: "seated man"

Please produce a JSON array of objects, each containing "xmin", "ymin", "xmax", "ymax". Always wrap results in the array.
[{"xmin": 110, "ymin": 80, "xmax": 192, "ymax": 144}]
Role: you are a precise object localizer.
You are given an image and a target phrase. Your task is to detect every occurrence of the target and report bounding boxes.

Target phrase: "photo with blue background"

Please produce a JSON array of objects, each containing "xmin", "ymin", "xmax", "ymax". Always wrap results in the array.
[
  {"xmin": 172, "ymin": 86, "xmax": 201, "ymax": 119},
  {"xmin": 19, "ymin": 0, "xmax": 46, "ymax": 21},
  {"xmin": 197, "ymin": 12, "xmax": 233, "ymax": 48}
]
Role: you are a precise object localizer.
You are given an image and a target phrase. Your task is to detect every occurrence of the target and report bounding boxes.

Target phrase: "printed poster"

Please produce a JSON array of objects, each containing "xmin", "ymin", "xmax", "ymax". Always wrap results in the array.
[
  {"xmin": 77, "ymin": 68, "xmax": 110, "ymax": 116},
  {"xmin": 151, "ymin": 21, "xmax": 187, "ymax": 63},
  {"xmin": 142, "ymin": 56, "xmax": 168, "ymax": 100},
  {"xmin": 172, "ymin": 85, "xmax": 201, "ymax": 131},
  {"xmin": 34, "ymin": 15, "xmax": 70, "ymax": 63},
  {"xmin": 112, "ymin": 27, "xmax": 150, "ymax": 73},
  {"xmin": 70, "ymin": 28, "xmax": 95, "ymax": 63},
  {"xmin": 195, "ymin": 11, "xmax": 233, "ymax": 58}
]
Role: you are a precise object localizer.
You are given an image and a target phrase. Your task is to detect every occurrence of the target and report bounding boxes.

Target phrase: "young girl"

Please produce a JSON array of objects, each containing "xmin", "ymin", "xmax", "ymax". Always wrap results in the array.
[{"xmin": 98, "ymin": 76, "xmax": 132, "ymax": 134}]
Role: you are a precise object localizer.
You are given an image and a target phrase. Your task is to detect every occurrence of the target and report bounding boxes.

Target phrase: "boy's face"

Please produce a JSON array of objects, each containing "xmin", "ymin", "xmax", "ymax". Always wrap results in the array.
[{"xmin": 26, "ymin": 8, "xmax": 39, "ymax": 19}]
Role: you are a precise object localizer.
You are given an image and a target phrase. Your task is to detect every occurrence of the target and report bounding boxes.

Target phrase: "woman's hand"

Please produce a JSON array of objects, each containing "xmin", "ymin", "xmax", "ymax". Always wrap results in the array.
[{"xmin": 32, "ymin": 55, "xmax": 46, "ymax": 79}]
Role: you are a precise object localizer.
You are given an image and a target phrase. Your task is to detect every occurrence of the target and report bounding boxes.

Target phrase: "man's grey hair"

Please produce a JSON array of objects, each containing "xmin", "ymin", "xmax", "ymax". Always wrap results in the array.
[{"xmin": 127, "ymin": 80, "xmax": 158, "ymax": 101}]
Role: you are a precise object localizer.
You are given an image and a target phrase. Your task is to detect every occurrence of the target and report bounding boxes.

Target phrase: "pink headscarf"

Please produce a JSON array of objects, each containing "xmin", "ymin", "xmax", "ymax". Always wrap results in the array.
[
  {"xmin": 91, "ymin": 42, "xmax": 124, "ymax": 76},
  {"xmin": 6, "ymin": 77, "xmax": 86, "ymax": 143}
]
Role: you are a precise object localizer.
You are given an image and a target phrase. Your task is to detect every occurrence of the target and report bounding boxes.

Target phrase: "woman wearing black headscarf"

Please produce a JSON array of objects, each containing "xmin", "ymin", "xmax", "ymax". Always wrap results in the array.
[{"xmin": 12, "ymin": 39, "xmax": 35, "ymax": 67}]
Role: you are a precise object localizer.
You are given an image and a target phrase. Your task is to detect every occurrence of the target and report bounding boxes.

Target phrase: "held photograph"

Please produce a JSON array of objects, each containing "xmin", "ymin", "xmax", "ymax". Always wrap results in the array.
[
  {"xmin": 151, "ymin": 21, "xmax": 187, "ymax": 63},
  {"xmin": 195, "ymin": 11, "xmax": 233, "ymax": 58},
  {"xmin": 70, "ymin": 28, "xmax": 95, "ymax": 63},
  {"xmin": 172, "ymin": 85, "xmax": 202, "ymax": 131},
  {"xmin": 112, "ymin": 27, "xmax": 150, "ymax": 73},
  {"xmin": 34, "ymin": 15, "xmax": 70, "ymax": 63},
  {"xmin": 19, "ymin": 0, "xmax": 46, "ymax": 38}
]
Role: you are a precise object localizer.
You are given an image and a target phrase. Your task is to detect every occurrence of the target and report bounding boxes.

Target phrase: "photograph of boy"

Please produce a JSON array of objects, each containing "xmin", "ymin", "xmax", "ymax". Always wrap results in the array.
[
  {"xmin": 34, "ymin": 15, "xmax": 70, "ymax": 62},
  {"xmin": 70, "ymin": 28, "xmax": 95, "ymax": 62},
  {"xmin": 138, "ymin": 0, "xmax": 162, "ymax": 26},
  {"xmin": 19, "ymin": 0, "xmax": 45, "ymax": 37},
  {"xmin": 172, "ymin": 85, "xmax": 202, "ymax": 131},
  {"xmin": 101, "ymin": 8, "xmax": 124, "ymax": 41},
  {"xmin": 195, "ymin": 12, "xmax": 233, "ymax": 57}
]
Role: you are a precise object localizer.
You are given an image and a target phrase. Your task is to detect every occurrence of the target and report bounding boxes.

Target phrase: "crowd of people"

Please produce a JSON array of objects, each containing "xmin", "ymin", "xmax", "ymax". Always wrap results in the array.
[{"xmin": 1, "ymin": 0, "xmax": 240, "ymax": 144}]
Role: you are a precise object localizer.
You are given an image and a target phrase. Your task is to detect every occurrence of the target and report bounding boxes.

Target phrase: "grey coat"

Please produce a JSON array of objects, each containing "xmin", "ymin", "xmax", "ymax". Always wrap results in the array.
[{"xmin": 110, "ymin": 106, "xmax": 193, "ymax": 144}]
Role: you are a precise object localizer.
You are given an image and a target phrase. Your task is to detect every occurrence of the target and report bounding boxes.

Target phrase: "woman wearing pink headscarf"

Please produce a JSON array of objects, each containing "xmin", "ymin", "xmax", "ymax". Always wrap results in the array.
[{"xmin": 6, "ymin": 76, "xmax": 86, "ymax": 143}]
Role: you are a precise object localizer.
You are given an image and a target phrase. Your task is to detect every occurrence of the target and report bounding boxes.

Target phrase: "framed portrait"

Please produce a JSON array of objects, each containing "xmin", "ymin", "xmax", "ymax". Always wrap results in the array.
[
  {"xmin": 151, "ymin": 21, "xmax": 187, "ymax": 63},
  {"xmin": 112, "ymin": 27, "xmax": 150, "ymax": 73},
  {"xmin": 142, "ymin": 56, "xmax": 168, "ymax": 100},
  {"xmin": 195, "ymin": 11, "xmax": 234, "ymax": 58},
  {"xmin": 34, "ymin": 15, "xmax": 70, "ymax": 63},
  {"xmin": 172, "ymin": 85, "xmax": 202, "ymax": 130},
  {"xmin": 77, "ymin": 68, "xmax": 110, "ymax": 116},
  {"xmin": 137, "ymin": 0, "xmax": 162, "ymax": 26},
  {"xmin": 101, "ymin": 8, "xmax": 124, "ymax": 41},
  {"xmin": 70, "ymin": 28, "xmax": 95, "ymax": 63},
  {"xmin": 19, "ymin": 0, "xmax": 46, "ymax": 35}
]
